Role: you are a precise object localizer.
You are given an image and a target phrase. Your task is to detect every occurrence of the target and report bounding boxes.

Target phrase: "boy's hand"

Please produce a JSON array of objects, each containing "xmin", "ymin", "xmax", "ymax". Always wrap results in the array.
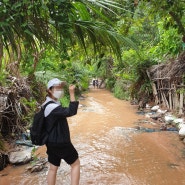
[
  {"xmin": 69, "ymin": 85, "xmax": 76, "ymax": 101},
  {"xmin": 69, "ymin": 84, "xmax": 76, "ymax": 94}
]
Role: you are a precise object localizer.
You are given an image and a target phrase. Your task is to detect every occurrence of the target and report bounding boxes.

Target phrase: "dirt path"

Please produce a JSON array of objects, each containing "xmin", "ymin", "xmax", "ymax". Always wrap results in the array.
[{"xmin": 1, "ymin": 88, "xmax": 185, "ymax": 185}]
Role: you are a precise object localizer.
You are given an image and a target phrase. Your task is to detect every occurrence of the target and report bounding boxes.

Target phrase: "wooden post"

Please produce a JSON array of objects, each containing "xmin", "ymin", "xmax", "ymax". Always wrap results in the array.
[
  {"xmin": 179, "ymin": 83, "xmax": 184, "ymax": 115},
  {"xmin": 173, "ymin": 84, "xmax": 179, "ymax": 110},
  {"xmin": 160, "ymin": 79, "xmax": 169, "ymax": 108},
  {"xmin": 162, "ymin": 91, "xmax": 169, "ymax": 108},
  {"xmin": 152, "ymin": 82, "xmax": 159, "ymax": 104},
  {"xmin": 169, "ymin": 87, "xmax": 172, "ymax": 110},
  {"xmin": 157, "ymin": 79, "xmax": 161, "ymax": 104},
  {"xmin": 146, "ymin": 69, "xmax": 159, "ymax": 104}
]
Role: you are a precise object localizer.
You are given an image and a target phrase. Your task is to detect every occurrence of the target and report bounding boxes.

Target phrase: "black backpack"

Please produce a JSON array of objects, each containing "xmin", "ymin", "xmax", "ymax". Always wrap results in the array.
[{"xmin": 30, "ymin": 101, "xmax": 55, "ymax": 146}]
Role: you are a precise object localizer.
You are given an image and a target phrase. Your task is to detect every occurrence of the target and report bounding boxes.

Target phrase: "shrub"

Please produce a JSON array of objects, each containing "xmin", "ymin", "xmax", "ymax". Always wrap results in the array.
[{"xmin": 113, "ymin": 79, "xmax": 130, "ymax": 100}]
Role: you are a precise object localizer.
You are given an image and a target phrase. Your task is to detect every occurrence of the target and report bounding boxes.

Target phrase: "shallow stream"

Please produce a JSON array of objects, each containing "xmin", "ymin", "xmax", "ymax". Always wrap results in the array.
[{"xmin": 1, "ymin": 88, "xmax": 185, "ymax": 185}]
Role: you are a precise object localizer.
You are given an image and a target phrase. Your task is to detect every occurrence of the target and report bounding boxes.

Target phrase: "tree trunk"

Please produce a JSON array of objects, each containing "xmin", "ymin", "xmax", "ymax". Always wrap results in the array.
[{"xmin": 33, "ymin": 48, "xmax": 45, "ymax": 72}]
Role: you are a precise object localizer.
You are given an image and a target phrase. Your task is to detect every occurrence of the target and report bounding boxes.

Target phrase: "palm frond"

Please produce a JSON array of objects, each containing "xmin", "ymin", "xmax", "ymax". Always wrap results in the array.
[{"xmin": 0, "ymin": 0, "xmax": 136, "ymax": 64}]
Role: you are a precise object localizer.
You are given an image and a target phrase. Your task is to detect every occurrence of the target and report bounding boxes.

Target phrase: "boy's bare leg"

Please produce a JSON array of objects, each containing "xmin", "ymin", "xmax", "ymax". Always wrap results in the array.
[
  {"xmin": 71, "ymin": 158, "xmax": 80, "ymax": 185},
  {"xmin": 47, "ymin": 163, "xmax": 58, "ymax": 185}
]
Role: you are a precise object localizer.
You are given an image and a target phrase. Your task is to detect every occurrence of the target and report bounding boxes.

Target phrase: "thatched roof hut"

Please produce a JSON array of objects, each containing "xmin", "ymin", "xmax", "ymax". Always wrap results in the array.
[
  {"xmin": 147, "ymin": 51, "xmax": 185, "ymax": 115},
  {"xmin": 149, "ymin": 52, "xmax": 185, "ymax": 80}
]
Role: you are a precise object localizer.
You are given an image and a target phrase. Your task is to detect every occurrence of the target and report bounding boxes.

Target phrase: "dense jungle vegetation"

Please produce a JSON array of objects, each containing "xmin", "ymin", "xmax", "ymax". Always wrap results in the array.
[{"xmin": 0, "ymin": 0, "xmax": 185, "ymax": 140}]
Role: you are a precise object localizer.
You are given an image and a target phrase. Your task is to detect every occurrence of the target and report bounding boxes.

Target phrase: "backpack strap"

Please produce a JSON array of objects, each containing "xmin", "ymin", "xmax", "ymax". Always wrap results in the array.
[
  {"xmin": 42, "ymin": 100, "xmax": 58, "ymax": 137},
  {"xmin": 43, "ymin": 101, "xmax": 60, "ymax": 117},
  {"xmin": 42, "ymin": 101, "xmax": 55, "ymax": 110}
]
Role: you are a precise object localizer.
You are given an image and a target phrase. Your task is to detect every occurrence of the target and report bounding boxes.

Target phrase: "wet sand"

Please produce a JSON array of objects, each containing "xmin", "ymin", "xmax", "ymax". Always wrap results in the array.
[{"xmin": 1, "ymin": 88, "xmax": 185, "ymax": 185}]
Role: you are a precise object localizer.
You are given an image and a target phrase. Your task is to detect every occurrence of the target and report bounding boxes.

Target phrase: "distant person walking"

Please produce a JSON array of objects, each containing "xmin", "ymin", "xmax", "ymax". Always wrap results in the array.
[
  {"xmin": 95, "ymin": 79, "xmax": 99, "ymax": 89},
  {"xmin": 43, "ymin": 78, "xmax": 80, "ymax": 185},
  {"xmin": 92, "ymin": 79, "xmax": 96, "ymax": 89}
]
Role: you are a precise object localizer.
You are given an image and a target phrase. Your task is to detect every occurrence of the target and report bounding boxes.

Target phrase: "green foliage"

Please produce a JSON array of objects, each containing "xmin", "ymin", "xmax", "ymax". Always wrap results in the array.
[
  {"xmin": 19, "ymin": 97, "xmax": 37, "ymax": 128},
  {"xmin": 112, "ymin": 0, "xmax": 184, "ymax": 100},
  {"xmin": 0, "ymin": 0, "xmax": 125, "ymax": 67},
  {"xmin": 153, "ymin": 24, "xmax": 182, "ymax": 56},
  {"xmin": 0, "ymin": 69, "xmax": 8, "ymax": 86},
  {"xmin": 176, "ymin": 88, "xmax": 185, "ymax": 94},
  {"xmin": 105, "ymin": 77, "xmax": 116, "ymax": 91},
  {"xmin": 34, "ymin": 57, "xmax": 91, "ymax": 98},
  {"xmin": 60, "ymin": 96, "xmax": 70, "ymax": 107},
  {"xmin": 113, "ymin": 79, "xmax": 130, "ymax": 100},
  {"xmin": 31, "ymin": 147, "xmax": 39, "ymax": 164},
  {"xmin": 1, "ymin": 0, "xmax": 185, "ymax": 113},
  {"xmin": 28, "ymin": 74, "xmax": 46, "ymax": 104},
  {"xmin": 112, "ymin": 46, "xmax": 155, "ymax": 101}
]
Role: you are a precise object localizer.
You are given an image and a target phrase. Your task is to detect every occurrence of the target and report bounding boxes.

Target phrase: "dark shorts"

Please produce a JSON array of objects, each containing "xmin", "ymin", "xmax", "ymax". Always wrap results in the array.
[{"xmin": 46, "ymin": 143, "xmax": 78, "ymax": 166}]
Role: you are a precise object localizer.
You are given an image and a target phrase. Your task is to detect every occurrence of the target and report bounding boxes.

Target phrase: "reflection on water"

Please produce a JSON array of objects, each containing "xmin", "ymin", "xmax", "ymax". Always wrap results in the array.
[{"xmin": 1, "ymin": 89, "xmax": 185, "ymax": 185}]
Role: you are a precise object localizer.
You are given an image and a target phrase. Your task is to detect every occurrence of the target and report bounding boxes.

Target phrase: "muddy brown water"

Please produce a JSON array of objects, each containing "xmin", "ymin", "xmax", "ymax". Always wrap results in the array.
[{"xmin": 1, "ymin": 88, "xmax": 185, "ymax": 185}]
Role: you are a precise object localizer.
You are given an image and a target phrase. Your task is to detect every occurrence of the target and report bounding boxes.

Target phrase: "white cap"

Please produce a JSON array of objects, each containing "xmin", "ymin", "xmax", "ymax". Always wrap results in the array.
[{"xmin": 47, "ymin": 78, "xmax": 66, "ymax": 89}]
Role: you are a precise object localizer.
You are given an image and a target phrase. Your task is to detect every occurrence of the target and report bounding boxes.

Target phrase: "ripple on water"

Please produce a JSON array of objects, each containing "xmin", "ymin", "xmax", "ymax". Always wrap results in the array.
[
  {"xmin": 71, "ymin": 126, "xmax": 140, "ymax": 185},
  {"xmin": 79, "ymin": 97, "xmax": 106, "ymax": 114}
]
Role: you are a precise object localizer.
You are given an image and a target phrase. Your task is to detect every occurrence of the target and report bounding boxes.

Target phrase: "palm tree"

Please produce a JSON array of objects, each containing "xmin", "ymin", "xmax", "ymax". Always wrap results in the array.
[{"xmin": 0, "ymin": 0, "xmax": 126, "ymax": 70}]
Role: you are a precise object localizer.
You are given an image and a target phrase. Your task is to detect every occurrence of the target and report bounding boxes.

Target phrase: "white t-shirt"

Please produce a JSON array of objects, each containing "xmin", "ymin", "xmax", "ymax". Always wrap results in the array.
[{"xmin": 42, "ymin": 96, "xmax": 60, "ymax": 117}]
